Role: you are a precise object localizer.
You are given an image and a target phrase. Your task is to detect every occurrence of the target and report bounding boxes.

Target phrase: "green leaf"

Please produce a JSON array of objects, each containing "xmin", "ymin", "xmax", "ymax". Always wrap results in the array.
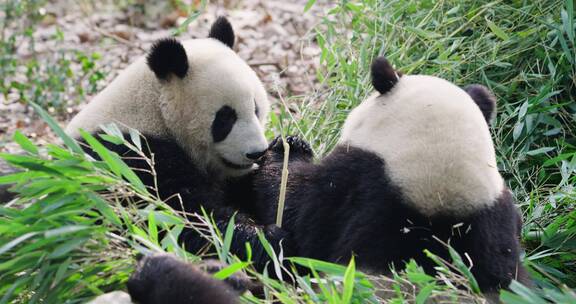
[
  {"xmin": 44, "ymin": 225, "xmax": 91, "ymax": 238},
  {"xmin": 221, "ymin": 215, "xmax": 235, "ymax": 261},
  {"xmin": 0, "ymin": 171, "xmax": 40, "ymax": 185},
  {"xmin": 100, "ymin": 123, "xmax": 124, "ymax": 141},
  {"xmin": 341, "ymin": 257, "xmax": 355, "ymax": 304},
  {"xmin": 148, "ymin": 211, "xmax": 158, "ymax": 245},
  {"xmin": 52, "ymin": 257, "xmax": 72, "ymax": 287},
  {"xmin": 212, "ymin": 261, "xmax": 250, "ymax": 280},
  {"xmin": 99, "ymin": 134, "xmax": 124, "ymax": 145},
  {"xmin": 304, "ymin": 0, "xmax": 317, "ymax": 12},
  {"xmin": 129, "ymin": 128, "xmax": 142, "ymax": 151},
  {"xmin": 503, "ymin": 280, "xmax": 548, "ymax": 304},
  {"xmin": 486, "ymin": 19, "xmax": 510, "ymax": 41},
  {"xmin": 13, "ymin": 131, "xmax": 38, "ymax": 154},
  {"xmin": 109, "ymin": 152, "xmax": 147, "ymax": 194},
  {"xmin": 288, "ymin": 257, "xmax": 348, "ymax": 275},
  {"xmin": 0, "ymin": 232, "xmax": 38, "ymax": 255},
  {"xmin": 48, "ymin": 237, "xmax": 88, "ymax": 258},
  {"xmin": 526, "ymin": 147, "xmax": 555, "ymax": 156},
  {"xmin": 89, "ymin": 193, "xmax": 122, "ymax": 227},
  {"xmin": 30, "ymin": 102, "xmax": 84, "ymax": 155},
  {"xmin": 446, "ymin": 246, "xmax": 480, "ymax": 293},
  {"xmin": 79, "ymin": 129, "xmax": 122, "ymax": 176},
  {"xmin": 415, "ymin": 284, "xmax": 435, "ymax": 304},
  {"xmin": 172, "ymin": 12, "xmax": 201, "ymax": 36}
]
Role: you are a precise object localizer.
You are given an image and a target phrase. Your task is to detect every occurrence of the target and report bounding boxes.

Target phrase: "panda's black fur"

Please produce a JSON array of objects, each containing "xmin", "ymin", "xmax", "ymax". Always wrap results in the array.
[
  {"xmin": 254, "ymin": 142, "xmax": 527, "ymax": 292},
  {"xmin": 146, "ymin": 38, "xmax": 189, "ymax": 80},
  {"xmin": 127, "ymin": 254, "xmax": 261, "ymax": 304},
  {"xmin": 249, "ymin": 57, "xmax": 530, "ymax": 294}
]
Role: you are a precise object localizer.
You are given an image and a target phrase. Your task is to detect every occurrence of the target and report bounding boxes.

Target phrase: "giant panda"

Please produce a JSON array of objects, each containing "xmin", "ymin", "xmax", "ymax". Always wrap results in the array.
[
  {"xmin": 250, "ymin": 56, "xmax": 530, "ymax": 294},
  {"xmin": 65, "ymin": 17, "xmax": 293, "ymax": 270},
  {"xmin": 120, "ymin": 57, "xmax": 530, "ymax": 303}
]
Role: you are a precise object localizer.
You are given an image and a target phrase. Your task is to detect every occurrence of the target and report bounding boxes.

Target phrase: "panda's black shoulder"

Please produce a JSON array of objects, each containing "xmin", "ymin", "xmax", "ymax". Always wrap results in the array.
[
  {"xmin": 316, "ymin": 145, "xmax": 389, "ymax": 188},
  {"xmin": 79, "ymin": 132, "xmax": 219, "ymax": 207},
  {"xmin": 80, "ymin": 132, "xmax": 197, "ymax": 178}
]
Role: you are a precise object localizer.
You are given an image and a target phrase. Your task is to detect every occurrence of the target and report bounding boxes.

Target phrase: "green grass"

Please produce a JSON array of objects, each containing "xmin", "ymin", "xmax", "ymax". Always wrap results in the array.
[{"xmin": 1, "ymin": 0, "xmax": 575, "ymax": 303}]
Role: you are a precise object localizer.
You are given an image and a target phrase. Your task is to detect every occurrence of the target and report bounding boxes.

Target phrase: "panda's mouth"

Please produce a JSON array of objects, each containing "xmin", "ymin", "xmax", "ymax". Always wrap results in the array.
[{"xmin": 219, "ymin": 157, "xmax": 254, "ymax": 170}]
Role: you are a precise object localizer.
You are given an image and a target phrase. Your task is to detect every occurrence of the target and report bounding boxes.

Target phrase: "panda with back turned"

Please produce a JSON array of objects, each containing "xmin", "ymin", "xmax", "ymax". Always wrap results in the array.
[
  {"xmin": 252, "ymin": 56, "xmax": 530, "ymax": 295},
  {"xmin": 66, "ymin": 17, "xmax": 293, "ymax": 270}
]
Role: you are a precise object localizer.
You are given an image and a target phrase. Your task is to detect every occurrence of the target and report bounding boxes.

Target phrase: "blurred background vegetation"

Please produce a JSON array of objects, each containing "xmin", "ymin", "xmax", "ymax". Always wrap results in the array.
[{"xmin": 0, "ymin": 0, "xmax": 575, "ymax": 303}]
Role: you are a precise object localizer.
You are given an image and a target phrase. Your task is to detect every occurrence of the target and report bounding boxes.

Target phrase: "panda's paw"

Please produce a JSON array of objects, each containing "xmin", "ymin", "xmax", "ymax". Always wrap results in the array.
[
  {"xmin": 127, "ymin": 254, "xmax": 242, "ymax": 303},
  {"xmin": 127, "ymin": 254, "xmax": 183, "ymax": 301},
  {"xmin": 198, "ymin": 259, "xmax": 260, "ymax": 294},
  {"xmin": 268, "ymin": 135, "xmax": 313, "ymax": 162},
  {"xmin": 264, "ymin": 224, "xmax": 297, "ymax": 256}
]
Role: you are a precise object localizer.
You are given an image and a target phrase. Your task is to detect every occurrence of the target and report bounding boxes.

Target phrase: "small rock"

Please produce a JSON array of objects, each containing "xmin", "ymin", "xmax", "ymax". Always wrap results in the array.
[{"xmin": 87, "ymin": 291, "xmax": 132, "ymax": 304}]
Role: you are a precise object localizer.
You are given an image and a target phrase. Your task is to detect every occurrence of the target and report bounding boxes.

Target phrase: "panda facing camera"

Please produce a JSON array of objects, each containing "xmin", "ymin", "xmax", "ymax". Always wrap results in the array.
[
  {"xmin": 67, "ymin": 17, "xmax": 269, "ymax": 177},
  {"xmin": 66, "ymin": 17, "xmax": 293, "ymax": 272}
]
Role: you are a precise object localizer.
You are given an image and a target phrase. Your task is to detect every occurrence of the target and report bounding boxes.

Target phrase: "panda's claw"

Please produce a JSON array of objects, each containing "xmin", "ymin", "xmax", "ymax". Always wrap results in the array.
[
  {"xmin": 267, "ymin": 135, "xmax": 313, "ymax": 162},
  {"xmin": 287, "ymin": 136, "xmax": 313, "ymax": 158},
  {"xmin": 268, "ymin": 135, "xmax": 284, "ymax": 152}
]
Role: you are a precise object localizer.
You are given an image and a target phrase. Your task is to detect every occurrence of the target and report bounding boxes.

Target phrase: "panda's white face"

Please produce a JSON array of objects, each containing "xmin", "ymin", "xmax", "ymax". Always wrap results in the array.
[
  {"xmin": 64, "ymin": 18, "xmax": 269, "ymax": 178},
  {"xmin": 340, "ymin": 70, "xmax": 503, "ymax": 216},
  {"xmin": 156, "ymin": 38, "xmax": 269, "ymax": 176},
  {"xmin": 134, "ymin": 17, "xmax": 272, "ymax": 177}
]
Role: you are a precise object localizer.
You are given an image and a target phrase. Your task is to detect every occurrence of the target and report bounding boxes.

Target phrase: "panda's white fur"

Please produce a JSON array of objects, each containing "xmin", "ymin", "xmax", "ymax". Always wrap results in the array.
[
  {"xmin": 66, "ymin": 38, "xmax": 269, "ymax": 176},
  {"xmin": 340, "ymin": 75, "xmax": 503, "ymax": 216}
]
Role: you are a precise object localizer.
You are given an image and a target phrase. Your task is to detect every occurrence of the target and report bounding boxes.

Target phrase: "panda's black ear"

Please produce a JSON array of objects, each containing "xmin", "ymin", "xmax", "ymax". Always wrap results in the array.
[
  {"xmin": 147, "ymin": 38, "xmax": 189, "ymax": 80},
  {"xmin": 208, "ymin": 16, "xmax": 235, "ymax": 49},
  {"xmin": 371, "ymin": 56, "xmax": 400, "ymax": 94},
  {"xmin": 464, "ymin": 84, "xmax": 497, "ymax": 125}
]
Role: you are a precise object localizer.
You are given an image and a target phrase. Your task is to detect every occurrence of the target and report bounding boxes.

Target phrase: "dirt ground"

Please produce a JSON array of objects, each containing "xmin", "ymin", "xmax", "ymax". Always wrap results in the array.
[{"xmin": 0, "ymin": 0, "xmax": 331, "ymax": 153}]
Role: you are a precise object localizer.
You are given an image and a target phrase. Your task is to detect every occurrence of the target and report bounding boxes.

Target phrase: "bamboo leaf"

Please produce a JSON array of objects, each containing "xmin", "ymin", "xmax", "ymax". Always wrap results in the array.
[
  {"xmin": 30, "ymin": 102, "xmax": 83, "ymax": 155},
  {"xmin": 304, "ymin": 0, "xmax": 317, "ymax": 12},
  {"xmin": 341, "ymin": 257, "xmax": 355, "ymax": 304},
  {"xmin": 486, "ymin": 19, "xmax": 510, "ymax": 41},
  {"xmin": 212, "ymin": 261, "xmax": 250, "ymax": 280},
  {"xmin": 13, "ymin": 131, "xmax": 38, "ymax": 154}
]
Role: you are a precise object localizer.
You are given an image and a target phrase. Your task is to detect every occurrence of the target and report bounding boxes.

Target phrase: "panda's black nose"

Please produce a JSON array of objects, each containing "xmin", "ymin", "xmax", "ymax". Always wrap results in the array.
[{"xmin": 246, "ymin": 150, "xmax": 266, "ymax": 161}]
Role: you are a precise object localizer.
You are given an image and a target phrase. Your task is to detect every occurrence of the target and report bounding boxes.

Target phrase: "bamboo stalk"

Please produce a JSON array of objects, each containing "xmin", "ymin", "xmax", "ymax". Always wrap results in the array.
[{"xmin": 275, "ymin": 138, "xmax": 290, "ymax": 228}]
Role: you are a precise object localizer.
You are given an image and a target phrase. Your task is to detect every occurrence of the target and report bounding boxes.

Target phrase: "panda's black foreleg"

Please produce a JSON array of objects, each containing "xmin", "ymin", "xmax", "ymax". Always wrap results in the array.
[
  {"xmin": 455, "ymin": 191, "xmax": 530, "ymax": 294},
  {"xmin": 177, "ymin": 208, "xmax": 296, "ymax": 276}
]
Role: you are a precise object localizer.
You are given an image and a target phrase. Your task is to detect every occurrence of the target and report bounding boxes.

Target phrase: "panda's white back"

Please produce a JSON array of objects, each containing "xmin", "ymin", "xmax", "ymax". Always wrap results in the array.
[{"xmin": 341, "ymin": 75, "xmax": 504, "ymax": 217}]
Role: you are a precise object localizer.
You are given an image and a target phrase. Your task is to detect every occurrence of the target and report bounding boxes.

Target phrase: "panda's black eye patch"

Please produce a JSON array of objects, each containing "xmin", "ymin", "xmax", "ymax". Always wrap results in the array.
[
  {"xmin": 254, "ymin": 100, "xmax": 259, "ymax": 118},
  {"xmin": 212, "ymin": 106, "xmax": 237, "ymax": 143}
]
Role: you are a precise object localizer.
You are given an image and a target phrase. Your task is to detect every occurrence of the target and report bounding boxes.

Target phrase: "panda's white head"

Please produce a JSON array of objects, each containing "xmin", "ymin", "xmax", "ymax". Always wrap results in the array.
[
  {"xmin": 147, "ymin": 17, "xmax": 269, "ymax": 177},
  {"xmin": 340, "ymin": 57, "xmax": 504, "ymax": 216}
]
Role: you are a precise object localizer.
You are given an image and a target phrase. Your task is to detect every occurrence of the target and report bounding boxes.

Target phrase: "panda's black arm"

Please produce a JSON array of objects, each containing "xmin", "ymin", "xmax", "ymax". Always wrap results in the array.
[
  {"xmin": 178, "ymin": 207, "xmax": 295, "ymax": 273},
  {"xmin": 249, "ymin": 135, "xmax": 315, "ymax": 223}
]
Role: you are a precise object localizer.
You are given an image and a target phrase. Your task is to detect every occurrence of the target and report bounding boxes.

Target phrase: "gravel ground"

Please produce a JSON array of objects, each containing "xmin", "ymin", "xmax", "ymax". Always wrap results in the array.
[{"xmin": 0, "ymin": 0, "xmax": 331, "ymax": 154}]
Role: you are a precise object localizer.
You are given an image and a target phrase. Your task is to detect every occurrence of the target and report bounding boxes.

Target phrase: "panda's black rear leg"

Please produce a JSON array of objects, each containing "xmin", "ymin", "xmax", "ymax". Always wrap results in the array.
[{"xmin": 267, "ymin": 135, "xmax": 313, "ymax": 163}]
